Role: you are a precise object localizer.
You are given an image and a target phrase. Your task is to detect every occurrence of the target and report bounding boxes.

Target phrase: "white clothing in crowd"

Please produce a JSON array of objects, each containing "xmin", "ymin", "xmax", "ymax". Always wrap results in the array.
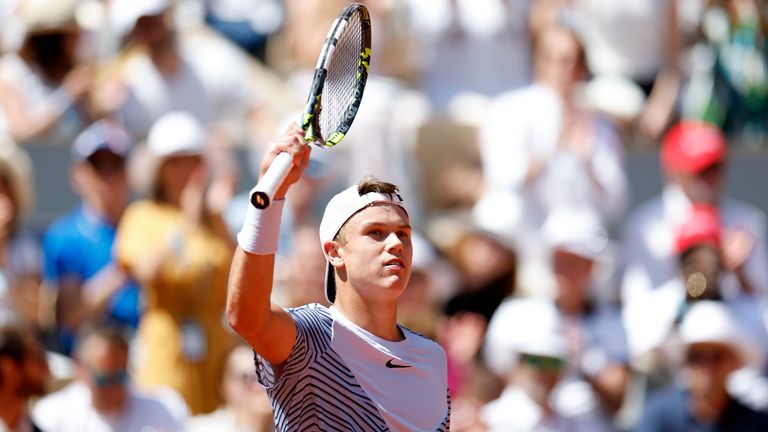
[
  {"xmin": 621, "ymin": 184, "xmax": 768, "ymax": 303},
  {"xmin": 484, "ymin": 297, "xmax": 627, "ymax": 431},
  {"xmin": 406, "ymin": 0, "xmax": 533, "ymax": 110},
  {"xmin": 32, "ymin": 382, "xmax": 183, "ymax": 432},
  {"xmin": 480, "ymin": 84, "xmax": 628, "ymax": 226}
]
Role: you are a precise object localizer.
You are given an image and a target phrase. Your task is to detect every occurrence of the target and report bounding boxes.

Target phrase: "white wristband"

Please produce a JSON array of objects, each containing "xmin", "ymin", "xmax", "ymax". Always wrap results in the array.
[{"xmin": 237, "ymin": 197, "xmax": 285, "ymax": 255}]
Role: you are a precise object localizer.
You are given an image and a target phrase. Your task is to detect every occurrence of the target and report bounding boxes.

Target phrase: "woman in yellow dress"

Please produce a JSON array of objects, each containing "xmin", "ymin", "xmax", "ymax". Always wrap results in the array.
[{"xmin": 115, "ymin": 112, "xmax": 235, "ymax": 414}]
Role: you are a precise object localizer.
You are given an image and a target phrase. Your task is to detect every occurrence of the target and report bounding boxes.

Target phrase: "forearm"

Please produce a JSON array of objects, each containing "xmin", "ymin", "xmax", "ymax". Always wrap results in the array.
[
  {"xmin": 226, "ymin": 198, "xmax": 297, "ymax": 364},
  {"xmin": 585, "ymin": 363, "xmax": 629, "ymax": 414}
]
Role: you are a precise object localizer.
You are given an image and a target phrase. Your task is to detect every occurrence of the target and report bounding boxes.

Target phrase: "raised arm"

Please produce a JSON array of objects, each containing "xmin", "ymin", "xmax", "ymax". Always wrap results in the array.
[{"xmin": 226, "ymin": 124, "xmax": 311, "ymax": 366}]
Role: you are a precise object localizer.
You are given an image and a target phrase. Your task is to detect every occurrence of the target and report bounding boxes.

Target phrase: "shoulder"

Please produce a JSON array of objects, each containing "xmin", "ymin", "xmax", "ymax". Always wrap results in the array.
[
  {"xmin": 127, "ymin": 388, "xmax": 182, "ymax": 424},
  {"xmin": 32, "ymin": 383, "xmax": 87, "ymax": 422},
  {"xmin": 641, "ymin": 387, "xmax": 687, "ymax": 421},
  {"xmin": 625, "ymin": 195, "xmax": 665, "ymax": 231},
  {"xmin": 43, "ymin": 208, "xmax": 81, "ymax": 242},
  {"xmin": 722, "ymin": 198, "xmax": 767, "ymax": 234},
  {"xmin": 401, "ymin": 326, "xmax": 446, "ymax": 357}
]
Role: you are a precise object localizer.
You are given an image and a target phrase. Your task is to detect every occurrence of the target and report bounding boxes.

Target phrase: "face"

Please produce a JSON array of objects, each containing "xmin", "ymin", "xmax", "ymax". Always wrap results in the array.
[
  {"xmin": 222, "ymin": 346, "xmax": 271, "ymax": 416},
  {"xmin": 75, "ymin": 150, "xmax": 129, "ymax": 216},
  {"xmin": 331, "ymin": 204, "xmax": 412, "ymax": 303},
  {"xmin": 553, "ymin": 250, "xmax": 594, "ymax": 312},
  {"xmin": 157, "ymin": 154, "xmax": 203, "ymax": 204},
  {"xmin": 456, "ymin": 233, "xmax": 516, "ymax": 289},
  {"xmin": 686, "ymin": 342, "xmax": 740, "ymax": 400},
  {"xmin": 681, "ymin": 246, "xmax": 721, "ymax": 300},
  {"xmin": 78, "ymin": 338, "xmax": 129, "ymax": 413},
  {"xmin": 534, "ymin": 27, "xmax": 585, "ymax": 95},
  {"xmin": 515, "ymin": 353, "xmax": 564, "ymax": 405},
  {"xmin": 673, "ymin": 163, "xmax": 725, "ymax": 205},
  {"xmin": 133, "ymin": 13, "xmax": 174, "ymax": 49}
]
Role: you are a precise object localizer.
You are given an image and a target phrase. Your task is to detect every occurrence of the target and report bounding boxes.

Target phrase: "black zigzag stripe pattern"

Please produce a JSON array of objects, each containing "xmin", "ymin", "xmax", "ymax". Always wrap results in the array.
[{"xmin": 254, "ymin": 305, "xmax": 451, "ymax": 431}]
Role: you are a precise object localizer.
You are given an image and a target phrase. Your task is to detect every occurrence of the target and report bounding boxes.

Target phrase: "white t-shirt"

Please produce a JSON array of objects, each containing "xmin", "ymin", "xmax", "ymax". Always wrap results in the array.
[
  {"xmin": 482, "ymin": 386, "xmax": 608, "ymax": 432},
  {"xmin": 254, "ymin": 304, "xmax": 450, "ymax": 431},
  {"xmin": 32, "ymin": 382, "xmax": 182, "ymax": 432},
  {"xmin": 479, "ymin": 83, "xmax": 628, "ymax": 230}
]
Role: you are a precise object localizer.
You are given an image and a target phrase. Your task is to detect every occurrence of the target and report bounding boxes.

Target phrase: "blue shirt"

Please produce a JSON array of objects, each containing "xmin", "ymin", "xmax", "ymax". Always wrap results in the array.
[
  {"xmin": 635, "ymin": 388, "xmax": 768, "ymax": 432},
  {"xmin": 42, "ymin": 205, "xmax": 141, "ymax": 351}
]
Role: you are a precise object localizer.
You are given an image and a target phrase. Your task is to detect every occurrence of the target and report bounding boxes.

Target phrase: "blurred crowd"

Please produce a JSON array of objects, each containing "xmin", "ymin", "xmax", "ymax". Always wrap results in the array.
[{"xmin": 0, "ymin": 0, "xmax": 767, "ymax": 431}]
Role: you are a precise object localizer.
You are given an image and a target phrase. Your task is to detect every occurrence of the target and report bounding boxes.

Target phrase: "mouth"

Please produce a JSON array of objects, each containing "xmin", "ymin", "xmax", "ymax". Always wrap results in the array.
[{"xmin": 384, "ymin": 258, "xmax": 405, "ymax": 269}]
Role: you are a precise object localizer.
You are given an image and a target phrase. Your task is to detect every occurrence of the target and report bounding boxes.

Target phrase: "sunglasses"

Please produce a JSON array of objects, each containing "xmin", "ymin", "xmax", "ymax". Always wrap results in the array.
[
  {"xmin": 521, "ymin": 354, "xmax": 564, "ymax": 373},
  {"xmin": 90, "ymin": 368, "xmax": 128, "ymax": 388},
  {"xmin": 686, "ymin": 349, "xmax": 731, "ymax": 366}
]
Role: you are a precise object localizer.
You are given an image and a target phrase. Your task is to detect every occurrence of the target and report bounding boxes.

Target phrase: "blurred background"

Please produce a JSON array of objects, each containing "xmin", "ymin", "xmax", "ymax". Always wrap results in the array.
[{"xmin": 0, "ymin": 0, "xmax": 767, "ymax": 431}]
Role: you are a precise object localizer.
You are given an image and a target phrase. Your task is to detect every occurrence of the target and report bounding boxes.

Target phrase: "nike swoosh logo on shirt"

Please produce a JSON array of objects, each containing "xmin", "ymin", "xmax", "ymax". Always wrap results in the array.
[{"xmin": 385, "ymin": 359, "xmax": 411, "ymax": 369}]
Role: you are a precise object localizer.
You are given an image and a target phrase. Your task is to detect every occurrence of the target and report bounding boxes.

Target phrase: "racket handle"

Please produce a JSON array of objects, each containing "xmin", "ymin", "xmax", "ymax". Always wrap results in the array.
[{"xmin": 250, "ymin": 152, "xmax": 293, "ymax": 209}]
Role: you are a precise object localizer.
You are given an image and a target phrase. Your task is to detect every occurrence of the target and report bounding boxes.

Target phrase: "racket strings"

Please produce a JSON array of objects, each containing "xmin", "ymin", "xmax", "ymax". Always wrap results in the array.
[{"xmin": 319, "ymin": 11, "xmax": 363, "ymax": 140}]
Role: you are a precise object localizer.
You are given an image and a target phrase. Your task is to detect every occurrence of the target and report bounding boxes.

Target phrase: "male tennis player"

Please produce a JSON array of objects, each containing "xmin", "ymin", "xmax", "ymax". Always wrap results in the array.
[{"xmin": 227, "ymin": 124, "xmax": 451, "ymax": 431}]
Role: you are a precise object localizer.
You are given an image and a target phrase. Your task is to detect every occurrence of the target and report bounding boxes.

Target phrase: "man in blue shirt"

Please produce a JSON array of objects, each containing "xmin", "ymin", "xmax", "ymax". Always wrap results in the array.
[{"xmin": 42, "ymin": 120, "xmax": 140, "ymax": 355}]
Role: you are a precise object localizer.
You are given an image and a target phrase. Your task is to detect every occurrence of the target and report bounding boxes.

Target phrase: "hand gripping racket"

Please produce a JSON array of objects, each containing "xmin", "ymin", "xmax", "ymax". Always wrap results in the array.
[{"xmin": 250, "ymin": 3, "xmax": 372, "ymax": 209}]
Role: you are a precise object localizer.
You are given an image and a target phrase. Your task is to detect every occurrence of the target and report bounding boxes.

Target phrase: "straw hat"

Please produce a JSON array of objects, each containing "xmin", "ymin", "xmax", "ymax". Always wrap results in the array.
[
  {"xmin": 129, "ymin": 111, "xmax": 206, "ymax": 197},
  {"xmin": 20, "ymin": 0, "xmax": 79, "ymax": 35}
]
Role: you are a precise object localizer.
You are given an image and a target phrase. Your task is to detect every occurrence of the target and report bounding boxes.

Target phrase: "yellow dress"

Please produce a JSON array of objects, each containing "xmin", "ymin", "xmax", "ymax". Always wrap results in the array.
[{"xmin": 116, "ymin": 200, "xmax": 234, "ymax": 414}]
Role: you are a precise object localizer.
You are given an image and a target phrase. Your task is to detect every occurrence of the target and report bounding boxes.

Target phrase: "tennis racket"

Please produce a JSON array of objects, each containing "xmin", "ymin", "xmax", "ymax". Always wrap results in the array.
[{"xmin": 250, "ymin": 3, "xmax": 372, "ymax": 209}]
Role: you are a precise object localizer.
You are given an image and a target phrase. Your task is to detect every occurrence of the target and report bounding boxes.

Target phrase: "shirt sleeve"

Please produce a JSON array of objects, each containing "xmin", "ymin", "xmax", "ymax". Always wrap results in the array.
[{"xmin": 253, "ymin": 305, "xmax": 328, "ymax": 389}]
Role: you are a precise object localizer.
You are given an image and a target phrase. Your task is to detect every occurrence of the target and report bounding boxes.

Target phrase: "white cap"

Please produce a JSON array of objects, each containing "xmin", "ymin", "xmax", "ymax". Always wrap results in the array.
[
  {"xmin": 319, "ymin": 182, "xmax": 407, "ymax": 303},
  {"xmin": 71, "ymin": 119, "xmax": 133, "ymax": 162},
  {"xmin": 471, "ymin": 189, "xmax": 523, "ymax": 252},
  {"xmin": 109, "ymin": 0, "xmax": 168, "ymax": 39},
  {"xmin": 147, "ymin": 111, "xmax": 205, "ymax": 158},
  {"xmin": 680, "ymin": 300, "xmax": 756, "ymax": 366},
  {"xmin": 543, "ymin": 205, "xmax": 608, "ymax": 260}
]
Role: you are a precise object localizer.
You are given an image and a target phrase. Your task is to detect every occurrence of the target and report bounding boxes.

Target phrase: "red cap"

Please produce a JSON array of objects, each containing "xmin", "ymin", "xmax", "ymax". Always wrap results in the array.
[
  {"xmin": 661, "ymin": 121, "xmax": 726, "ymax": 174},
  {"xmin": 675, "ymin": 205, "xmax": 721, "ymax": 254}
]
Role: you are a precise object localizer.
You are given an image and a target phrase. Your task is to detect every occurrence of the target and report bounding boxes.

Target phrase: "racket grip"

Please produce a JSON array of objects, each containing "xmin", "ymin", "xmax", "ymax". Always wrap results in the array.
[{"xmin": 250, "ymin": 152, "xmax": 293, "ymax": 209}]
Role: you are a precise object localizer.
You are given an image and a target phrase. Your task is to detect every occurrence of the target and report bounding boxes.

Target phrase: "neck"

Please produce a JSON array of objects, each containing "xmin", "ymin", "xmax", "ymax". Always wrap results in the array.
[
  {"xmin": 334, "ymin": 290, "xmax": 401, "ymax": 341},
  {"xmin": 84, "ymin": 201, "xmax": 122, "ymax": 226},
  {"xmin": 0, "ymin": 391, "xmax": 26, "ymax": 430},
  {"xmin": 690, "ymin": 391, "xmax": 731, "ymax": 423}
]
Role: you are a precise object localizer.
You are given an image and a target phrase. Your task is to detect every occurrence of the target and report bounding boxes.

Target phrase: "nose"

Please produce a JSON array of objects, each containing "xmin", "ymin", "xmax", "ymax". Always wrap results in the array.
[{"xmin": 385, "ymin": 232, "xmax": 403, "ymax": 253}]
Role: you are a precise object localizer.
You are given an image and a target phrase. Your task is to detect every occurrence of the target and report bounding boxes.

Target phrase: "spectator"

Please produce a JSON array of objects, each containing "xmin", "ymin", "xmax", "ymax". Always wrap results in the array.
[
  {"xmin": 32, "ymin": 325, "xmax": 183, "ymax": 432},
  {"xmin": 0, "ymin": 136, "xmax": 42, "ymax": 333},
  {"xmin": 683, "ymin": 0, "xmax": 768, "ymax": 148},
  {"xmin": 479, "ymin": 24, "xmax": 627, "ymax": 295},
  {"xmin": 205, "ymin": 0, "xmax": 285, "ymax": 62},
  {"xmin": 0, "ymin": 321, "xmax": 49, "ymax": 432},
  {"xmin": 571, "ymin": 0, "xmax": 684, "ymax": 141},
  {"xmin": 623, "ymin": 205, "xmax": 768, "ymax": 372},
  {"xmin": 634, "ymin": 300, "xmax": 768, "ymax": 431},
  {"xmin": 42, "ymin": 120, "xmax": 139, "ymax": 356},
  {"xmin": 186, "ymin": 344, "xmax": 274, "ymax": 432},
  {"xmin": 103, "ymin": 0, "xmax": 260, "ymax": 144},
  {"xmin": 485, "ymin": 206, "xmax": 629, "ymax": 429},
  {"xmin": 482, "ymin": 319, "xmax": 607, "ymax": 431},
  {"xmin": 0, "ymin": 0, "xmax": 92, "ymax": 146},
  {"xmin": 114, "ymin": 112, "xmax": 235, "ymax": 414},
  {"xmin": 406, "ymin": 0, "xmax": 535, "ymax": 110},
  {"xmin": 621, "ymin": 121, "xmax": 768, "ymax": 304}
]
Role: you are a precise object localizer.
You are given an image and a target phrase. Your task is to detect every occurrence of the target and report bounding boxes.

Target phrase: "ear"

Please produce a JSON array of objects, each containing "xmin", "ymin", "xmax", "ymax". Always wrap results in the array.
[{"xmin": 324, "ymin": 241, "xmax": 345, "ymax": 268}]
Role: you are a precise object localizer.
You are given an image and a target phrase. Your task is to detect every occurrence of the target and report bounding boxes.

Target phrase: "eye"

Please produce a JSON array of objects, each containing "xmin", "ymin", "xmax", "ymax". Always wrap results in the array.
[
  {"xmin": 367, "ymin": 229, "xmax": 383, "ymax": 238},
  {"xmin": 397, "ymin": 230, "xmax": 410, "ymax": 240}
]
